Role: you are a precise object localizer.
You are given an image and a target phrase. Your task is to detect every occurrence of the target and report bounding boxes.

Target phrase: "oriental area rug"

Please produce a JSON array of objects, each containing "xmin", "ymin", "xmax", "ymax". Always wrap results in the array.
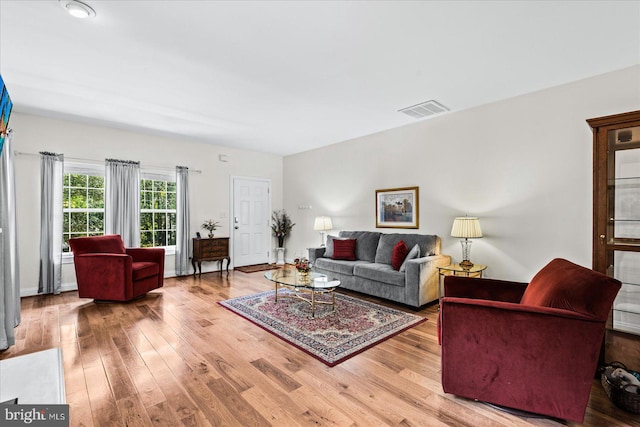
[{"xmin": 218, "ymin": 290, "xmax": 426, "ymax": 366}]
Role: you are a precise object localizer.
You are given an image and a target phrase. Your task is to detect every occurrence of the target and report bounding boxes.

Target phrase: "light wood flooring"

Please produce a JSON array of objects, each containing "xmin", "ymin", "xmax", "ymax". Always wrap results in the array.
[{"xmin": 2, "ymin": 269, "xmax": 639, "ymax": 427}]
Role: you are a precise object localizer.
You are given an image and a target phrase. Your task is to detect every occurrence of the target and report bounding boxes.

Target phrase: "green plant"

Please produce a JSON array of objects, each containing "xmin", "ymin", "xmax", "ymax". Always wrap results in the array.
[
  {"xmin": 271, "ymin": 210, "xmax": 295, "ymax": 246},
  {"xmin": 201, "ymin": 219, "xmax": 221, "ymax": 237}
]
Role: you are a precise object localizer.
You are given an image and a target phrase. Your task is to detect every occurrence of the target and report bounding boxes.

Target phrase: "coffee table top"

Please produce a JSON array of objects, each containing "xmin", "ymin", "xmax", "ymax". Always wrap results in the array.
[{"xmin": 264, "ymin": 269, "xmax": 338, "ymax": 290}]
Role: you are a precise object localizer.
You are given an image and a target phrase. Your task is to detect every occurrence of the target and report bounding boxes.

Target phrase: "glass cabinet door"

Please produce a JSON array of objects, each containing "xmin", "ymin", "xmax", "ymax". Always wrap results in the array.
[{"xmin": 607, "ymin": 126, "xmax": 640, "ymax": 334}]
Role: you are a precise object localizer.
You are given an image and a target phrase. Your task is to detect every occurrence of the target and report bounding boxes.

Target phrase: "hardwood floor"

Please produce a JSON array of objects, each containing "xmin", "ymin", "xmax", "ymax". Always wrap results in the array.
[{"xmin": 2, "ymin": 270, "xmax": 639, "ymax": 427}]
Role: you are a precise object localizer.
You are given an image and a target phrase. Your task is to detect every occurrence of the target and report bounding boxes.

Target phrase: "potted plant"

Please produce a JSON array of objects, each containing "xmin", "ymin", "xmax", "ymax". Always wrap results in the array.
[
  {"xmin": 294, "ymin": 257, "xmax": 311, "ymax": 281},
  {"xmin": 201, "ymin": 219, "xmax": 221, "ymax": 238},
  {"xmin": 271, "ymin": 210, "xmax": 295, "ymax": 248}
]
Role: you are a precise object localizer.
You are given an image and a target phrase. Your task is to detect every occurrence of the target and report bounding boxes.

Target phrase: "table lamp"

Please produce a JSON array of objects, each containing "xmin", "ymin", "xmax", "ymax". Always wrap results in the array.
[
  {"xmin": 313, "ymin": 216, "xmax": 333, "ymax": 246},
  {"xmin": 451, "ymin": 216, "xmax": 482, "ymax": 269}
]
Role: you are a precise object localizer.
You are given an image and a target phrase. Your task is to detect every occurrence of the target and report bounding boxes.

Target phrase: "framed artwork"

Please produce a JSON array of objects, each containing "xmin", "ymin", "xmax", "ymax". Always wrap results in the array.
[{"xmin": 375, "ymin": 186, "xmax": 419, "ymax": 229}]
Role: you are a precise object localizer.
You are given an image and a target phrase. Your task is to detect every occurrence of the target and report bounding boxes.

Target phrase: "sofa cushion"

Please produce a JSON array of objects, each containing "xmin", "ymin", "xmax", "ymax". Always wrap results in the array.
[
  {"xmin": 354, "ymin": 263, "xmax": 405, "ymax": 287},
  {"xmin": 400, "ymin": 244, "xmax": 421, "ymax": 272},
  {"xmin": 333, "ymin": 239, "xmax": 356, "ymax": 260},
  {"xmin": 132, "ymin": 262, "xmax": 159, "ymax": 281},
  {"xmin": 391, "ymin": 240, "xmax": 409, "ymax": 270},
  {"xmin": 314, "ymin": 257, "xmax": 364, "ymax": 275},
  {"xmin": 520, "ymin": 258, "xmax": 622, "ymax": 320},
  {"xmin": 324, "ymin": 235, "xmax": 344, "ymax": 258},
  {"xmin": 375, "ymin": 233, "xmax": 438, "ymax": 265},
  {"xmin": 338, "ymin": 231, "xmax": 381, "ymax": 262}
]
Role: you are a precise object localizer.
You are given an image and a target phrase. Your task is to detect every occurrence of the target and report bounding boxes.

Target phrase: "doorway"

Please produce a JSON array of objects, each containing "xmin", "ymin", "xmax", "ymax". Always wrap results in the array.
[{"xmin": 231, "ymin": 177, "xmax": 271, "ymax": 267}]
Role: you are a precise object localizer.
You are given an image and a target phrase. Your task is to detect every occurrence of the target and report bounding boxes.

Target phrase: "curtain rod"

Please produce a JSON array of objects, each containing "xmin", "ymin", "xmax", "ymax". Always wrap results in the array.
[{"xmin": 14, "ymin": 151, "xmax": 202, "ymax": 174}]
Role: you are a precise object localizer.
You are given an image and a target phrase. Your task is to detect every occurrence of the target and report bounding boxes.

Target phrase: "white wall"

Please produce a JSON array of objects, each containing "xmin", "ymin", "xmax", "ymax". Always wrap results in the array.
[
  {"xmin": 10, "ymin": 113, "xmax": 283, "ymax": 295},
  {"xmin": 283, "ymin": 66, "xmax": 640, "ymax": 282}
]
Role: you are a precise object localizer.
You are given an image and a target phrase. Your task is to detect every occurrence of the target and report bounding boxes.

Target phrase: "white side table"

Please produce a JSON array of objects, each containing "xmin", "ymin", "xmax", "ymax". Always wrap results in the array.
[
  {"xmin": 275, "ymin": 247, "xmax": 285, "ymax": 265},
  {"xmin": 0, "ymin": 348, "xmax": 66, "ymax": 404}
]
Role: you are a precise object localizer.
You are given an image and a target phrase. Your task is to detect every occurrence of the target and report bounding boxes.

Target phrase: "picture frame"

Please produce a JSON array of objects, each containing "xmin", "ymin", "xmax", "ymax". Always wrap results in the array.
[{"xmin": 375, "ymin": 186, "xmax": 419, "ymax": 229}]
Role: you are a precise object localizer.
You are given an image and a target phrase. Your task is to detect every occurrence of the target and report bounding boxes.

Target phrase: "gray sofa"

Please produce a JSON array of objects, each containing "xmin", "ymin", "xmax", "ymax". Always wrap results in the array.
[{"xmin": 308, "ymin": 231, "xmax": 450, "ymax": 308}]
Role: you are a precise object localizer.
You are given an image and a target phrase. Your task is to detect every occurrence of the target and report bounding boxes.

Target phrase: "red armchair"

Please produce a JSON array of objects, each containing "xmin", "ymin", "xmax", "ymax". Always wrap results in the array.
[
  {"xmin": 439, "ymin": 258, "xmax": 621, "ymax": 422},
  {"xmin": 68, "ymin": 234, "xmax": 164, "ymax": 302}
]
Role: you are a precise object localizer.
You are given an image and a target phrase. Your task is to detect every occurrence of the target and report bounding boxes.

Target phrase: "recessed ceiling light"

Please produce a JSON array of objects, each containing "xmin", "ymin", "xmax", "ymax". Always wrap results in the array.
[{"xmin": 59, "ymin": 0, "xmax": 96, "ymax": 19}]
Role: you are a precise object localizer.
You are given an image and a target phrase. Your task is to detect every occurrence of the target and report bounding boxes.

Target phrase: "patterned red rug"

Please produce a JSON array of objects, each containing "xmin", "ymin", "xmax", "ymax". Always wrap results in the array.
[{"xmin": 218, "ymin": 290, "xmax": 426, "ymax": 366}]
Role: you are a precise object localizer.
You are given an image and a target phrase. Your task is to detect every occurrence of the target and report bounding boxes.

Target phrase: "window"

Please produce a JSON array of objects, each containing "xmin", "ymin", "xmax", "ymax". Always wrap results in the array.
[
  {"xmin": 62, "ymin": 166, "xmax": 105, "ymax": 253},
  {"xmin": 140, "ymin": 176, "xmax": 176, "ymax": 248}
]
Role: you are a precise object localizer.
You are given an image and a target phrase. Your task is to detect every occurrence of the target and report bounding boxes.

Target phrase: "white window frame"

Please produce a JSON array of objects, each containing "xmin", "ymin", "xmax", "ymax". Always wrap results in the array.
[
  {"xmin": 140, "ymin": 171, "xmax": 177, "ymax": 255},
  {"xmin": 62, "ymin": 162, "xmax": 105, "ymax": 263}
]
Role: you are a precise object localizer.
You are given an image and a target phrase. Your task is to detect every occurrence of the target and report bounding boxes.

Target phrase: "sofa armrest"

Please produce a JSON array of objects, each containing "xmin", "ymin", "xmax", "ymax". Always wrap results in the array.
[
  {"xmin": 443, "ymin": 276, "xmax": 527, "ymax": 303},
  {"xmin": 440, "ymin": 297, "xmax": 605, "ymax": 421},
  {"xmin": 308, "ymin": 247, "xmax": 326, "ymax": 264},
  {"xmin": 404, "ymin": 253, "xmax": 451, "ymax": 307},
  {"xmin": 126, "ymin": 247, "xmax": 165, "ymax": 264},
  {"xmin": 73, "ymin": 253, "xmax": 133, "ymax": 300}
]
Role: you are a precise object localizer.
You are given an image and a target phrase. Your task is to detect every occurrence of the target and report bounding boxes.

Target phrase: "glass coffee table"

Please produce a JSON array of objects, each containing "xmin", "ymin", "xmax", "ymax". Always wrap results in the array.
[{"xmin": 264, "ymin": 269, "xmax": 340, "ymax": 318}]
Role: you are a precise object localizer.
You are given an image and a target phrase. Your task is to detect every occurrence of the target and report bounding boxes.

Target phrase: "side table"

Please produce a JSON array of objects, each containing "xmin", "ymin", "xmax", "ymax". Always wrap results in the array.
[
  {"xmin": 437, "ymin": 263, "xmax": 487, "ymax": 300},
  {"xmin": 192, "ymin": 237, "xmax": 230, "ymax": 277}
]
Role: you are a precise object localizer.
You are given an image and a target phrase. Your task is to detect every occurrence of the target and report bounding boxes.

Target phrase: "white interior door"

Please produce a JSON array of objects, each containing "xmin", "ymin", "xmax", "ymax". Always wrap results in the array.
[{"xmin": 232, "ymin": 177, "xmax": 270, "ymax": 267}]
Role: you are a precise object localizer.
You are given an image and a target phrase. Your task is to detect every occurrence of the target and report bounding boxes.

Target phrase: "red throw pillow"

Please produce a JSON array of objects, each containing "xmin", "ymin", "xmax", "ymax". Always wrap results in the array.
[
  {"xmin": 332, "ymin": 239, "xmax": 356, "ymax": 260},
  {"xmin": 391, "ymin": 240, "xmax": 409, "ymax": 271}
]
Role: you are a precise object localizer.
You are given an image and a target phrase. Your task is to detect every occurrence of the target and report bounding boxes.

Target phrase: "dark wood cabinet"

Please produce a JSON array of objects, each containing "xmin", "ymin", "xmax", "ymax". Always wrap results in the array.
[
  {"xmin": 588, "ymin": 110, "xmax": 640, "ymax": 371},
  {"xmin": 192, "ymin": 237, "xmax": 230, "ymax": 277}
]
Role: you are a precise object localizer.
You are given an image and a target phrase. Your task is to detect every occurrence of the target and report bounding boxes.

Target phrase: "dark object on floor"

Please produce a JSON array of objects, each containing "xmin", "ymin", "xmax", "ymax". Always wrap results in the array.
[
  {"xmin": 68, "ymin": 234, "xmax": 164, "ymax": 302},
  {"xmin": 235, "ymin": 263, "xmax": 281, "ymax": 273},
  {"xmin": 601, "ymin": 362, "xmax": 640, "ymax": 413},
  {"xmin": 439, "ymin": 258, "xmax": 622, "ymax": 423}
]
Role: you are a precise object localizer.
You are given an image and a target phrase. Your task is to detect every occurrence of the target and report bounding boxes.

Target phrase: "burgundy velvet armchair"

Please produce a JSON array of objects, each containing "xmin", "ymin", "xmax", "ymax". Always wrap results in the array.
[
  {"xmin": 439, "ymin": 258, "xmax": 621, "ymax": 422},
  {"xmin": 68, "ymin": 234, "xmax": 164, "ymax": 302}
]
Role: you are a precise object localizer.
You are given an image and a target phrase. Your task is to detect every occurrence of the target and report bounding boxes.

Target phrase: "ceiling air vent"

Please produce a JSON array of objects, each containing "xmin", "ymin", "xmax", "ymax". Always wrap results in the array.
[{"xmin": 399, "ymin": 100, "xmax": 449, "ymax": 119}]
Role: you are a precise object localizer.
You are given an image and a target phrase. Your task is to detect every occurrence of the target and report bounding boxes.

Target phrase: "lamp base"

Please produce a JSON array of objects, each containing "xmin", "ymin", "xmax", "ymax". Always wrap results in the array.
[{"xmin": 459, "ymin": 259, "xmax": 474, "ymax": 270}]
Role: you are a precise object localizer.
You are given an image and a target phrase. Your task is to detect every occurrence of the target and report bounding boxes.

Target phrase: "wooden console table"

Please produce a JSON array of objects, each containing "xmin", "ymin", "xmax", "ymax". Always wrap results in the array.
[{"xmin": 192, "ymin": 237, "xmax": 230, "ymax": 277}]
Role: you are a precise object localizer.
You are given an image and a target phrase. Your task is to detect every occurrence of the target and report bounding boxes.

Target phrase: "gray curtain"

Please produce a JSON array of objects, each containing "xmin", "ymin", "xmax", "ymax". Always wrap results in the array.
[
  {"xmin": 175, "ymin": 166, "xmax": 190, "ymax": 276},
  {"xmin": 0, "ymin": 130, "xmax": 21, "ymax": 349},
  {"xmin": 105, "ymin": 159, "xmax": 140, "ymax": 247},
  {"xmin": 38, "ymin": 151, "xmax": 64, "ymax": 295}
]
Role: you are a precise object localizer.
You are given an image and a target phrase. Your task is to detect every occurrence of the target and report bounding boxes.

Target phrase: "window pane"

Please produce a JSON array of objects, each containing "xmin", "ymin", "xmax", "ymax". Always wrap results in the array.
[
  {"xmin": 154, "ymin": 230, "xmax": 166, "ymax": 246},
  {"xmin": 87, "ymin": 189, "xmax": 104, "ymax": 209},
  {"xmin": 168, "ymin": 231, "xmax": 176, "ymax": 246},
  {"xmin": 63, "ymin": 235, "xmax": 70, "ymax": 253},
  {"xmin": 69, "ymin": 188, "xmax": 87, "ymax": 209},
  {"xmin": 88, "ymin": 175, "xmax": 104, "ymax": 188},
  {"xmin": 70, "ymin": 232, "xmax": 88, "ymax": 239},
  {"xmin": 167, "ymin": 192, "xmax": 176, "ymax": 210},
  {"xmin": 142, "ymin": 179, "xmax": 153, "ymax": 191},
  {"xmin": 70, "ymin": 212, "xmax": 88, "ymax": 232},
  {"xmin": 69, "ymin": 174, "xmax": 87, "ymax": 187},
  {"xmin": 62, "ymin": 187, "xmax": 70, "ymax": 209},
  {"xmin": 154, "ymin": 213, "xmax": 166, "ymax": 230},
  {"xmin": 140, "ymin": 231, "xmax": 153, "ymax": 248},
  {"xmin": 153, "ymin": 180, "xmax": 166, "ymax": 192},
  {"xmin": 167, "ymin": 181, "xmax": 176, "ymax": 192},
  {"xmin": 140, "ymin": 212, "xmax": 153, "ymax": 231},
  {"xmin": 141, "ymin": 191, "xmax": 153, "ymax": 209},
  {"xmin": 63, "ymin": 213, "xmax": 70, "ymax": 233},
  {"xmin": 154, "ymin": 192, "xmax": 167, "ymax": 209},
  {"xmin": 88, "ymin": 212, "xmax": 104, "ymax": 233},
  {"xmin": 168, "ymin": 213, "xmax": 176, "ymax": 230},
  {"xmin": 64, "ymin": 173, "xmax": 70, "ymax": 186}
]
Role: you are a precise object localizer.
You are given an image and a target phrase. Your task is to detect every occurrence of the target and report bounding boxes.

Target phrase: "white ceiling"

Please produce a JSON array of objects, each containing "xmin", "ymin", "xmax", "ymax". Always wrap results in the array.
[{"xmin": 1, "ymin": 1, "xmax": 639, "ymax": 156}]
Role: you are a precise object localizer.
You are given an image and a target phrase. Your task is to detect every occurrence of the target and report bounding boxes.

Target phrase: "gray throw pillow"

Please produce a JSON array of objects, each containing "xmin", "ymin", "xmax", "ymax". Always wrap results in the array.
[
  {"xmin": 399, "ymin": 244, "xmax": 421, "ymax": 272},
  {"xmin": 324, "ymin": 235, "xmax": 342, "ymax": 258}
]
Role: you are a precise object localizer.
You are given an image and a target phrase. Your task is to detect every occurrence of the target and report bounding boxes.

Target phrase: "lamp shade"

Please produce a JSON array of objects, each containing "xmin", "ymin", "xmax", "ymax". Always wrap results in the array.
[
  {"xmin": 313, "ymin": 216, "xmax": 333, "ymax": 231},
  {"xmin": 451, "ymin": 217, "xmax": 482, "ymax": 238}
]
